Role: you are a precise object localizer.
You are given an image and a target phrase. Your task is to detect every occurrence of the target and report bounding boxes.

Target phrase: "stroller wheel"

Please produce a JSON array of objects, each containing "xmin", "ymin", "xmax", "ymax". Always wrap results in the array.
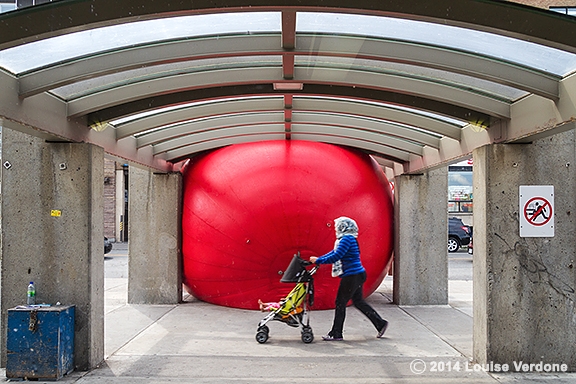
[
  {"xmin": 301, "ymin": 328, "xmax": 314, "ymax": 344},
  {"xmin": 256, "ymin": 329, "xmax": 269, "ymax": 344},
  {"xmin": 258, "ymin": 325, "xmax": 269, "ymax": 334}
]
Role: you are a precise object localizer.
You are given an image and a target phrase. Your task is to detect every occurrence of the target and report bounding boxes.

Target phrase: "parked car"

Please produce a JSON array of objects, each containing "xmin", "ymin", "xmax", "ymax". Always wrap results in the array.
[
  {"xmin": 448, "ymin": 217, "xmax": 471, "ymax": 253},
  {"xmin": 104, "ymin": 237, "xmax": 113, "ymax": 254}
]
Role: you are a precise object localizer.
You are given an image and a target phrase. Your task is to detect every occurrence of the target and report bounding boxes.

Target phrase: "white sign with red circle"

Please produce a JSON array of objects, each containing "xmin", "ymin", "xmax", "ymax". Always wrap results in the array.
[{"xmin": 519, "ymin": 185, "xmax": 554, "ymax": 237}]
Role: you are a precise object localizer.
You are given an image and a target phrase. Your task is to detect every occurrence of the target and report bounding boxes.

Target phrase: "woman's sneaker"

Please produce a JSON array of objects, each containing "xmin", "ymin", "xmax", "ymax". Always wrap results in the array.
[
  {"xmin": 377, "ymin": 321, "xmax": 389, "ymax": 338},
  {"xmin": 322, "ymin": 334, "xmax": 343, "ymax": 341}
]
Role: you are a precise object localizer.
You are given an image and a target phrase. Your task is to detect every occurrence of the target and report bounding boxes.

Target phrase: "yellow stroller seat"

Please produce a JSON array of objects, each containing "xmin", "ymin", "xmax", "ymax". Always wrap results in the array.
[{"xmin": 256, "ymin": 253, "xmax": 318, "ymax": 343}]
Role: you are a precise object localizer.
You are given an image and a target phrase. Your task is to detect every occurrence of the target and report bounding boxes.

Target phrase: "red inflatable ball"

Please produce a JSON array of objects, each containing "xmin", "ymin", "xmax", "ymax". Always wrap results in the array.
[{"xmin": 181, "ymin": 140, "xmax": 394, "ymax": 310}]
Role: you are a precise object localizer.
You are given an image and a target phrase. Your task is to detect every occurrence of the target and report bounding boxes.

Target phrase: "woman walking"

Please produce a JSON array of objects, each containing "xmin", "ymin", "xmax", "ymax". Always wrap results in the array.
[{"xmin": 310, "ymin": 216, "xmax": 388, "ymax": 341}]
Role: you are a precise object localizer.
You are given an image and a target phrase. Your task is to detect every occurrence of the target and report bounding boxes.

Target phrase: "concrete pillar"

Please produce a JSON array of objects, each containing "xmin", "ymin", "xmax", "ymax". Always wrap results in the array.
[
  {"xmin": 128, "ymin": 166, "xmax": 182, "ymax": 304},
  {"xmin": 0, "ymin": 127, "xmax": 104, "ymax": 370},
  {"xmin": 473, "ymin": 130, "xmax": 576, "ymax": 369},
  {"xmin": 393, "ymin": 168, "xmax": 448, "ymax": 305}
]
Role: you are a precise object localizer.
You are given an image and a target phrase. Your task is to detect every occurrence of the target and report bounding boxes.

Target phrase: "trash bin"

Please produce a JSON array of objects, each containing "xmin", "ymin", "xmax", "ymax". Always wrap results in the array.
[{"xmin": 6, "ymin": 305, "xmax": 75, "ymax": 380}]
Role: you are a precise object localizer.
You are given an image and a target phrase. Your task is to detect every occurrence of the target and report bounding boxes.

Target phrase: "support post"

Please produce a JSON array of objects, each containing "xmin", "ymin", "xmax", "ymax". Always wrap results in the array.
[
  {"xmin": 0, "ymin": 127, "xmax": 104, "ymax": 370},
  {"xmin": 473, "ymin": 130, "xmax": 576, "ymax": 370},
  {"xmin": 393, "ymin": 168, "xmax": 448, "ymax": 305},
  {"xmin": 128, "ymin": 166, "xmax": 182, "ymax": 304}
]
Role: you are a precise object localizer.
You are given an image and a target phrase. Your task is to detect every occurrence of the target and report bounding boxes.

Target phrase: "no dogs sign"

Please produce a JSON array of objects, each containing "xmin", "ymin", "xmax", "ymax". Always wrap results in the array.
[{"xmin": 519, "ymin": 185, "xmax": 554, "ymax": 237}]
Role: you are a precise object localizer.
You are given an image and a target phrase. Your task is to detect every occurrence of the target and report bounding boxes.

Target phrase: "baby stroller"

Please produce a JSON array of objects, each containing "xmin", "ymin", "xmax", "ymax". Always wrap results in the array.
[{"xmin": 256, "ymin": 252, "xmax": 318, "ymax": 344}]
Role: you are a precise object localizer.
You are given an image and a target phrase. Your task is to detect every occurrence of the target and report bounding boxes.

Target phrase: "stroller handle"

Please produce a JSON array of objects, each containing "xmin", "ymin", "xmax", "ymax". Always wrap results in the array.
[{"xmin": 280, "ymin": 254, "xmax": 319, "ymax": 283}]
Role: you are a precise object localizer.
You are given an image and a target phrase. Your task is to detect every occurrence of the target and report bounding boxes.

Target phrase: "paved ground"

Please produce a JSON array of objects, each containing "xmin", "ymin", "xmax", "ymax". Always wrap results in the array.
[{"xmin": 4, "ymin": 244, "xmax": 576, "ymax": 383}]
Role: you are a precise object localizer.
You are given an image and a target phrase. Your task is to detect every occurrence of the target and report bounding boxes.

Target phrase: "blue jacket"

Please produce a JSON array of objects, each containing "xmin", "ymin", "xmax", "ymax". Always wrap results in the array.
[{"xmin": 315, "ymin": 235, "xmax": 365, "ymax": 277}]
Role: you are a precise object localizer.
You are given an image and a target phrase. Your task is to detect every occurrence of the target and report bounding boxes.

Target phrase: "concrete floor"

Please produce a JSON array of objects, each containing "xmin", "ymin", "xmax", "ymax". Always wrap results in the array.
[{"xmin": 4, "ymin": 245, "xmax": 576, "ymax": 383}]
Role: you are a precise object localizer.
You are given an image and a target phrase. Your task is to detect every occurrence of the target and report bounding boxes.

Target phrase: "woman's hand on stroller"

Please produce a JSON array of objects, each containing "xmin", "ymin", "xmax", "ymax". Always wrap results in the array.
[{"xmin": 309, "ymin": 256, "xmax": 318, "ymax": 264}]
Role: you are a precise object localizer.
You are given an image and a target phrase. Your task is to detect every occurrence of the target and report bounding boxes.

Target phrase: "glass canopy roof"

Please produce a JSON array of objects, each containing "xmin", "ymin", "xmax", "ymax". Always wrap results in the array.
[
  {"xmin": 2, "ymin": 12, "xmax": 575, "ymax": 76},
  {"xmin": 296, "ymin": 12, "xmax": 576, "ymax": 76},
  {"xmin": 0, "ymin": 12, "xmax": 282, "ymax": 74}
]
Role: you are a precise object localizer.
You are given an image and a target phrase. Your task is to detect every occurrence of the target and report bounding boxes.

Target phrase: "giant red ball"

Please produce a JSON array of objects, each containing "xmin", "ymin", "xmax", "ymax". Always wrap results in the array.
[{"xmin": 181, "ymin": 140, "xmax": 393, "ymax": 310}]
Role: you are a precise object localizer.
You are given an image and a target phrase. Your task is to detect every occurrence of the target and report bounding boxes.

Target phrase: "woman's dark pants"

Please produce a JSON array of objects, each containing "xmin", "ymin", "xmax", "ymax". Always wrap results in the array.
[{"xmin": 329, "ymin": 271, "xmax": 387, "ymax": 338}]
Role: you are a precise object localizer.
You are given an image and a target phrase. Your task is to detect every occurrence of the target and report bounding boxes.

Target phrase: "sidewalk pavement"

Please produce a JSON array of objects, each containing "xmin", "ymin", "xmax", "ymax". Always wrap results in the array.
[{"xmin": 5, "ymin": 244, "xmax": 576, "ymax": 383}]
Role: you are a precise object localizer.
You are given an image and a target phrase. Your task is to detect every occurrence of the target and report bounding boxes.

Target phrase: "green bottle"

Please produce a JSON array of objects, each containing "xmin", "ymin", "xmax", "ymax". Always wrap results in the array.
[{"xmin": 27, "ymin": 282, "xmax": 35, "ymax": 305}]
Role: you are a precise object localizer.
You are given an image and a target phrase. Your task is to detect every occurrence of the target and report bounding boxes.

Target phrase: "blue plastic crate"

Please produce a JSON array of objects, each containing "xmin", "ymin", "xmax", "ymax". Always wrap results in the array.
[{"xmin": 6, "ymin": 305, "xmax": 75, "ymax": 380}]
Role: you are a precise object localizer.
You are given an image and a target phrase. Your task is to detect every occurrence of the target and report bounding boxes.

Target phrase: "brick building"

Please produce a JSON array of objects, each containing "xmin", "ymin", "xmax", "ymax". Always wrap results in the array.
[
  {"xmin": 103, "ymin": 158, "xmax": 117, "ymax": 240},
  {"xmin": 511, "ymin": 0, "xmax": 575, "ymax": 9},
  {"xmin": 103, "ymin": 159, "xmax": 128, "ymax": 242}
]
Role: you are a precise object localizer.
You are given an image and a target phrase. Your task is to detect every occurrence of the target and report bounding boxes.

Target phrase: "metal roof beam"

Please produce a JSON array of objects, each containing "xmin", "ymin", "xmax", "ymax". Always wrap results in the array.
[
  {"xmin": 87, "ymin": 83, "xmax": 490, "ymax": 126},
  {"xmin": 290, "ymin": 113, "xmax": 442, "ymax": 148},
  {"xmin": 136, "ymin": 112, "xmax": 285, "ymax": 148},
  {"xmin": 149, "ymin": 121, "xmax": 425, "ymax": 157},
  {"xmin": 136, "ymin": 112, "xmax": 284, "ymax": 148},
  {"xmin": 18, "ymin": 35, "xmax": 282, "ymax": 97},
  {"xmin": 296, "ymin": 35, "xmax": 559, "ymax": 101},
  {"xmin": 67, "ymin": 67, "xmax": 283, "ymax": 117},
  {"xmin": 292, "ymin": 97, "xmax": 463, "ymax": 140},
  {"xmin": 18, "ymin": 34, "xmax": 558, "ymax": 101},
  {"xmin": 163, "ymin": 132, "xmax": 412, "ymax": 163},
  {"xmin": 291, "ymin": 134, "xmax": 412, "ymax": 162},
  {"xmin": 125, "ymin": 98, "xmax": 451, "ymax": 148},
  {"xmin": 116, "ymin": 97, "xmax": 284, "ymax": 139},
  {"xmin": 67, "ymin": 66, "xmax": 510, "ymax": 119},
  {"xmin": 291, "ymin": 124, "xmax": 424, "ymax": 155},
  {"xmin": 164, "ymin": 134, "xmax": 285, "ymax": 163},
  {"xmin": 152, "ymin": 124, "xmax": 285, "ymax": 155},
  {"xmin": 294, "ymin": 68, "xmax": 511, "ymax": 119}
]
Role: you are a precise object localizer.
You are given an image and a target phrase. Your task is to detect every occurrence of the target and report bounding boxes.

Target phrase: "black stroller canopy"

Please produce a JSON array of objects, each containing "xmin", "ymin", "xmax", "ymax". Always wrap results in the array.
[{"xmin": 280, "ymin": 254, "xmax": 311, "ymax": 283}]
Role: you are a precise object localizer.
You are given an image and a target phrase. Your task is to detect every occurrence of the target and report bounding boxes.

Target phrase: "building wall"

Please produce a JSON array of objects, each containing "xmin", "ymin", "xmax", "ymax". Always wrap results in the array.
[
  {"xmin": 104, "ymin": 158, "xmax": 116, "ymax": 240},
  {"xmin": 510, "ymin": 0, "xmax": 575, "ymax": 8}
]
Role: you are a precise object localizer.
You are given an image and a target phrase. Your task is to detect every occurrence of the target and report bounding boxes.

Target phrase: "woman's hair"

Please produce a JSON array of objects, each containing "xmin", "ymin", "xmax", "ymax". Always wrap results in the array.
[{"xmin": 334, "ymin": 216, "xmax": 359, "ymax": 238}]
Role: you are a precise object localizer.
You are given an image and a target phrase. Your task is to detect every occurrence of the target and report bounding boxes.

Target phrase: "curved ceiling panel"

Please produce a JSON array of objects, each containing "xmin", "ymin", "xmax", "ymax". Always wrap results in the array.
[
  {"xmin": 18, "ymin": 35, "xmax": 283, "ymax": 97},
  {"xmin": 16, "ymin": 33, "xmax": 560, "ymax": 100},
  {"xmin": 117, "ymin": 96, "xmax": 461, "ymax": 147},
  {"xmin": 151, "ymin": 122, "xmax": 426, "ymax": 157},
  {"xmin": 115, "ymin": 97, "xmax": 284, "ymax": 139},
  {"xmin": 87, "ymin": 83, "xmax": 491, "ymax": 131},
  {"xmin": 65, "ymin": 64, "xmax": 513, "ymax": 118},
  {"xmin": 291, "ymin": 113, "xmax": 442, "ymax": 149},
  {"xmin": 154, "ymin": 123, "xmax": 286, "ymax": 155},
  {"xmin": 136, "ymin": 112, "xmax": 286, "ymax": 148},
  {"xmin": 164, "ymin": 132, "xmax": 413, "ymax": 164},
  {"xmin": 291, "ymin": 97, "xmax": 464, "ymax": 140}
]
